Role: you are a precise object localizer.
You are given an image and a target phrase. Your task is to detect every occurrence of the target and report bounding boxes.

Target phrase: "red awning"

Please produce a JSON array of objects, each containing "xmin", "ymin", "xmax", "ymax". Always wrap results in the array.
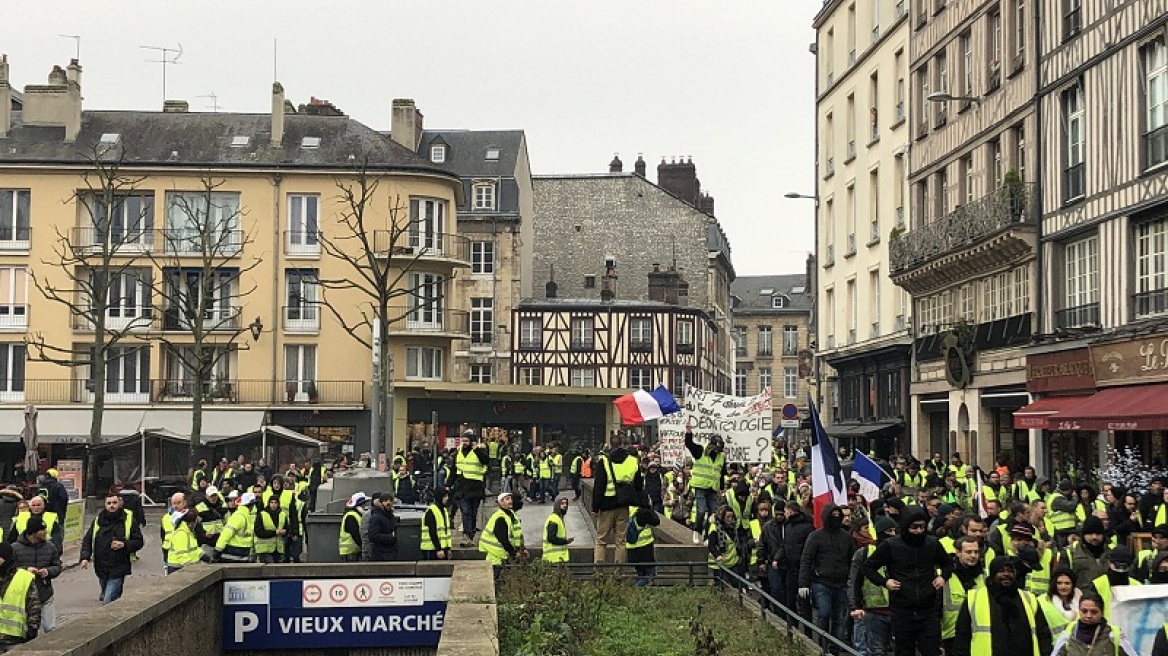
[
  {"xmin": 1012, "ymin": 395, "xmax": 1093, "ymax": 430},
  {"xmin": 1051, "ymin": 383, "xmax": 1168, "ymax": 431}
]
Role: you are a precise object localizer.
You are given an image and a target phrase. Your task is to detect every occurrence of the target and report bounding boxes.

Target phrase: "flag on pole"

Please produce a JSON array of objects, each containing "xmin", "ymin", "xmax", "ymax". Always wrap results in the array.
[
  {"xmin": 850, "ymin": 451, "xmax": 884, "ymax": 502},
  {"xmin": 974, "ymin": 468, "xmax": 991, "ymax": 520},
  {"xmin": 808, "ymin": 396, "xmax": 848, "ymax": 528},
  {"xmin": 613, "ymin": 385, "xmax": 682, "ymax": 426}
]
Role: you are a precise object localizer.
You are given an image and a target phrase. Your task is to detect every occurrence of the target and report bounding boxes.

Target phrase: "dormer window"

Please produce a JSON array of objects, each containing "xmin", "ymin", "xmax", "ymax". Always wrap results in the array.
[
  {"xmin": 772, "ymin": 295, "xmax": 787, "ymax": 308},
  {"xmin": 473, "ymin": 182, "xmax": 496, "ymax": 211},
  {"xmin": 300, "ymin": 136, "xmax": 321, "ymax": 149},
  {"xmin": 485, "ymin": 147, "xmax": 500, "ymax": 161},
  {"xmin": 431, "ymin": 145, "xmax": 446, "ymax": 163},
  {"xmin": 99, "ymin": 133, "xmax": 122, "ymax": 146},
  {"xmin": 231, "ymin": 136, "xmax": 250, "ymax": 148}
]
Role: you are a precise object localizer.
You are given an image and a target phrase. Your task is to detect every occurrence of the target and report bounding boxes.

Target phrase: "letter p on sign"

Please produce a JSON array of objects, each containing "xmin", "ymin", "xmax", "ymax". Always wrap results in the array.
[{"xmin": 235, "ymin": 611, "xmax": 259, "ymax": 643}]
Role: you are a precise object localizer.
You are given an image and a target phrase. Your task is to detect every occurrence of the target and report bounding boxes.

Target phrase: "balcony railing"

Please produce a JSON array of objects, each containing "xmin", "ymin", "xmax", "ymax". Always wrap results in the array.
[
  {"xmin": 1063, "ymin": 163, "xmax": 1086, "ymax": 203},
  {"xmin": 0, "ymin": 227, "xmax": 31, "ymax": 251},
  {"xmin": 1133, "ymin": 289, "xmax": 1168, "ymax": 320},
  {"xmin": 71, "ymin": 311, "xmax": 153, "ymax": 332},
  {"xmin": 757, "ymin": 347, "xmax": 774, "ymax": 358},
  {"xmin": 151, "ymin": 379, "xmax": 365, "ymax": 405},
  {"xmin": 284, "ymin": 230, "xmax": 321, "ymax": 257},
  {"xmin": 1144, "ymin": 124, "xmax": 1168, "ymax": 170},
  {"xmin": 162, "ymin": 228, "xmax": 243, "ymax": 256},
  {"xmin": 162, "ymin": 306, "xmax": 242, "ymax": 332},
  {"xmin": 1055, "ymin": 302, "xmax": 1100, "ymax": 329},
  {"xmin": 374, "ymin": 231, "xmax": 470, "ymax": 265},
  {"xmin": 283, "ymin": 304, "xmax": 320, "ymax": 333},
  {"xmin": 70, "ymin": 227, "xmax": 155, "ymax": 255},
  {"xmin": 397, "ymin": 309, "xmax": 469, "ymax": 335},
  {"xmin": 0, "ymin": 305, "xmax": 28, "ymax": 330},
  {"xmin": 890, "ymin": 182, "xmax": 1037, "ymax": 273}
]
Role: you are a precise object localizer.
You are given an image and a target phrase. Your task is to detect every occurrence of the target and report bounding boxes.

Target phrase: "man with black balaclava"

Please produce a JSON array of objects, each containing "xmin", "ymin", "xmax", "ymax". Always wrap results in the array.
[
  {"xmin": 952, "ymin": 556, "xmax": 1052, "ymax": 656},
  {"xmin": 798, "ymin": 504, "xmax": 856, "ymax": 650},
  {"xmin": 864, "ymin": 505, "xmax": 952, "ymax": 656},
  {"xmin": 1085, "ymin": 546, "xmax": 1140, "ymax": 622}
]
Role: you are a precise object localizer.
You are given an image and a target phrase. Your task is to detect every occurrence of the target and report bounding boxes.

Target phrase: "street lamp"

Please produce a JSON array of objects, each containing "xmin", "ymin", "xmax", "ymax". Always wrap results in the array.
[
  {"xmin": 927, "ymin": 91, "xmax": 982, "ymax": 106},
  {"xmin": 784, "ymin": 192, "xmax": 818, "ymax": 200},
  {"xmin": 248, "ymin": 316, "xmax": 263, "ymax": 342}
]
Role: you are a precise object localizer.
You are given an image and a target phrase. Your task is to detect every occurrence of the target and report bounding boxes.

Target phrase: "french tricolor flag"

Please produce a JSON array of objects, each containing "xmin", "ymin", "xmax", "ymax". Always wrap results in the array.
[
  {"xmin": 809, "ymin": 395, "xmax": 848, "ymax": 528},
  {"xmin": 613, "ymin": 385, "xmax": 682, "ymax": 426}
]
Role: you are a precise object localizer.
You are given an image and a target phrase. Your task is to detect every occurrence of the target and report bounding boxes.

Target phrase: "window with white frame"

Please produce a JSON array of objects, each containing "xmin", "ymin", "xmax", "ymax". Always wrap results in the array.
[
  {"xmin": 519, "ymin": 317, "xmax": 542, "ymax": 350},
  {"xmin": 571, "ymin": 317, "xmax": 595, "ymax": 350},
  {"xmin": 677, "ymin": 319, "xmax": 695, "ymax": 350},
  {"xmin": 983, "ymin": 272, "xmax": 1008, "ymax": 321},
  {"xmin": 674, "ymin": 368, "xmax": 695, "ymax": 397},
  {"xmin": 757, "ymin": 325, "xmax": 773, "ymax": 356},
  {"xmin": 87, "ymin": 192, "xmax": 154, "ymax": 250},
  {"xmin": 629, "ymin": 367, "xmax": 652, "ymax": 391},
  {"xmin": 284, "ymin": 269, "xmax": 319, "ymax": 329},
  {"xmin": 287, "ymin": 194, "xmax": 320, "ymax": 253},
  {"xmin": 518, "ymin": 367, "xmax": 542, "ymax": 386},
  {"xmin": 758, "ymin": 367, "xmax": 772, "ymax": 394},
  {"xmin": 629, "ymin": 316, "xmax": 652, "ymax": 349},
  {"xmin": 734, "ymin": 367, "xmax": 747, "ymax": 397},
  {"xmin": 570, "ymin": 367, "xmax": 595, "ymax": 387},
  {"xmin": 782, "ymin": 325, "xmax": 799, "ymax": 355},
  {"xmin": 919, "ymin": 290, "xmax": 952, "ymax": 331},
  {"xmin": 961, "ymin": 31, "xmax": 973, "ymax": 96},
  {"xmin": 90, "ymin": 346, "xmax": 150, "ymax": 399},
  {"xmin": 1064, "ymin": 236, "xmax": 1099, "ymax": 313},
  {"xmin": 0, "ymin": 190, "xmax": 30, "ymax": 247},
  {"xmin": 0, "ymin": 344, "xmax": 26, "ymax": 400},
  {"xmin": 772, "ymin": 295, "xmax": 786, "ymax": 308},
  {"xmin": 101, "ymin": 268, "xmax": 152, "ymax": 329},
  {"xmin": 165, "ymin": 191, "xmax": 241, "ymax": 254},
  {"xmin": 958, "ymin": 283, "xmax": 976, "ymax": 322},
  {"xmin": 471, "ymin": 241, "xmax": 495, "ymax": 274},
  {"xmin": 1063, "ymin": 84, "xmax": 1086, "ymax": 201},
  {"xmin": 407, "ymin": 272, "xmax": 445, "ymax": 328},
  {"xmin": 430, "ymin": 145, "xmax": 446, "ymax": 163},
  {"xmin": 162, "ymin": 268, "xmax": 238, "ymax": 330},
  {"xmin": 469, "ymin": 364, "xmax": 492, "ymax": 384},
  {"xmin": 783, "ymin": 367, "xmax": 798, "ymax": 399},
  {"xmin": 470, "ymin": 298, "xmax": 493, "ymax": 346},
  {"xmin": 405, "ymin": 346, "xmax": 443, "ymax": 381},
  {"xmin": 163, "ymin": 345, "xmax": 233, "ymax": 398},
  {"xmin": 870, "ymin": 271, "xmax": 882, "ymax": 335},
  {"xmin": 1013, "ymin": 266, "xmax": 1029, "ymax": 314},
  {"xmin": 409, "ymin": 198, "xmax": 447, "ymax": 252},
  {"xmin": 733, "ymin": 326, "xmax": 747, "ymax": 357},
  {"xmin": 1144, "ymin": 38, "xmax": 1168, "ymax": 169},
  {"xmin": 1015, "ymin": 0, "xmax": 1026, "ymax": 64},
  {"xmin": 0, "ymin": 267, "xmax": 29, "ymax": 329},
  {"xmin": 473, "ymin": 182, "xmax": 496, "ymax": 211},
  {"xmin": 284, "ymin": 344, "xmax": 317, "ymax": 398},
  {"xmin": 1135, "ymin": 217, "xmax": 1168, "ymax": 318}
]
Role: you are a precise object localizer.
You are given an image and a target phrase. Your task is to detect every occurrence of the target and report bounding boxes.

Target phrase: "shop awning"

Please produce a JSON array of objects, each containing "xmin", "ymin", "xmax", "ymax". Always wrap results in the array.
[
  {"xmin": 1012, "ymin": 395, "xmax": 1091, "ymax": 430},
  {"xmin": 828, "ymin": 421, "xmax": 901, "ymax": 437},
  {"xmin": 1050, "ymin": 383, "xmax": 1168, "ymax": 431}
]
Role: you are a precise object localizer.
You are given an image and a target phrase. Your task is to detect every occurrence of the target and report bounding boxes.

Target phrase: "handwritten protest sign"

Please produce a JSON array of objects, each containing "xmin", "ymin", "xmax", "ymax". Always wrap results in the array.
[
  {"xmin": 658, "ymin": 386, "xmax": 773, "ymax": 465},
  {"xmin": 1113, "ymin": 583, "xmax": 1168, "ymax": 655}
]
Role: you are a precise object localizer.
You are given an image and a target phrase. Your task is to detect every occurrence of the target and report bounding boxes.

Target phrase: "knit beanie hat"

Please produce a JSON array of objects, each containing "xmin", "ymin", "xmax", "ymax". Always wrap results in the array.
[
  {"xmin": 22, "ymin": 516, "xmax": 45, "ymax": 536},
  {"xmin": 874, "ymin": 516, "xmax": 898, "ymax": 536},
  {"xmin": 1081, "ymin": 515, "xmax": 1105, "ymax": 536}
]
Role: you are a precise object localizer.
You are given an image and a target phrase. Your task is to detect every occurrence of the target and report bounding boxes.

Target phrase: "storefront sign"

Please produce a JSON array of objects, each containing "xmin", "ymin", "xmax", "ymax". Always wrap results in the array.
[
  {"xmin": 1026, "ymin": 348, "xmax": 1095, "ymax": 393},
  {"xmin": 222, "ymin": 577, "xmax": 450, "ymax": 651},
  {"xmin": 1090, "ymin": 333, "xmax": 1168, "ymax": 386},
  {"xmin": 54, "ymin": 459, "xmax": 84, "ymax": 501}
]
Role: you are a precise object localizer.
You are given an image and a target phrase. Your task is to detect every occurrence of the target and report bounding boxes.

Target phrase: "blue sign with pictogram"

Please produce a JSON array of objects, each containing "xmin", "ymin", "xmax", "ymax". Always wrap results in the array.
[{"xmin": 781, "ymin": 403, "xmax": 798, "ymax": 420}]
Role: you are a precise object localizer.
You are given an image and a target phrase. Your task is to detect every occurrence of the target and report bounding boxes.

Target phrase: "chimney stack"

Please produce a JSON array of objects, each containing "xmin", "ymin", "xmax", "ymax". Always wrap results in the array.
[
  {"xmin": 391, "ymin": 99, "xmax": 422, "ymax": 150},
  {"xmin": 163, "ymin": 100, "xmax": 189, "ymax": 113},
  {"xmin": 657, "ymin": 156, "xmax": 700, "ymax": 205},
  {"xmin": 20, "ymin": 61, "xmax": 82, "ymax": 142},
  {"xmin": 270, "ymin": 82, "xmax": 285, "ymax": 146},
  {"xmin": 66, "ymin": 58, "xmax": 82, "ymax": 91},
  {"xmin": 806, "ymin": 252, "xmax": 816, "ymax": 292},
  {"xmin": 0, "ymin": 55, "xmax": 10, "ymax": 139},
  {"xmin": 609, "ymin": 154, "xmax": 623, "ymax": 173},
  {"xmin": 648, "ymin": 263, "xmax": 685, "ymax": 306},
  {"xmin": 634, "ymin": 154, "xmax": 646, "ymax": 177}
]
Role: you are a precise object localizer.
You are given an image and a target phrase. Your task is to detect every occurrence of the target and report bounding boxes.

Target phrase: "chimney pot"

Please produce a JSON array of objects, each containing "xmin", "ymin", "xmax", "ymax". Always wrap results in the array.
[
  {"xmin": 634, "ymin": 154, "xmax": 646, "ymax": 177},
  {"xmin": 270, "ymin": 82, "xmax": 286, "ymax": 146},
  {"xmin": 609, "ymin": 153, "xmax": 623, "ymax": 173}
]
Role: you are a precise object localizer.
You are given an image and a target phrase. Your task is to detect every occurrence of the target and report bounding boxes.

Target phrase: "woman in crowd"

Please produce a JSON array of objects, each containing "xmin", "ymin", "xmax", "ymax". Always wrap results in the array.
[
  {"xmin": 1050, "ymin": 593, "xmax": 1138, "ymax": 656},
  {"xmin": 1039, "ymin": 568, "xmax": 1081, "ymax": 636}
]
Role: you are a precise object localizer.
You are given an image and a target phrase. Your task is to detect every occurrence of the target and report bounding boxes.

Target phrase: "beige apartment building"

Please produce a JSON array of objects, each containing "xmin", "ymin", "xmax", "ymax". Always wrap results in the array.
[
  {"xmin": 813, "ymin": 0, "xmax": 913, "ymax": 457},
  {"xmin": 890, "ymin": 0, "xmax": 1038, "ymax": 468}
]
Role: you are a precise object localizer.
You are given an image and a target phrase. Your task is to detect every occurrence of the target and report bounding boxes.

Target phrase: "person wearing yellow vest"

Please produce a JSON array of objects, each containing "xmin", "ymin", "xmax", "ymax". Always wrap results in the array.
[
  {"xmin": 190, "ymin": 459, "xmax": 209, "ymax": 490},
  {"xmin": 421, "ymin": 490, "xmax": 453, "ymax": 561},
  {"xmin": 941, "ymin": 536, "xmax": 986, "ymax": 653},
  {"xmin": 0, "ymin": 542, "xmax": 40, "ymax": 648},
  {"xmin": 1007, "ymin": 523, "xmax": 1054, "ymax": 599},
  {"xmin": 195, "ymin": 486, "xmax": 228, "ymax": 547},
  {"xmin": 1047, "ymin": 480, "xmax": 1080, "ymax": 548},
  {"xmin": 161, "ymin": 492, "xmax": 187, "ymax": 564},
  {"xmin": 1039, "ymin": 569, "xmax": 1082, "ymax": 638},
  {"xmin": 849, "ymin": 516, "xmax": 899, "ymax": 656},
  {"xmin": 628, "ymin": 502, "xmax": 660, "ymax": 587},
  {"xmin": 952, "ymin": 555, "xmax": 1053, "ymax": 656},
  {"xmin": 1049, "ymin": 592, "xmax": 1140, "ymax": 656},
  {"xmin": 1135, "ymin": 526, "xmax": 1168, "ymax": 583},
  {"xmin": 684, "ymin": 423, "xmax": 726, "ymax": 545},
  {"xmin": 479, "ymin": 491, "xmax": 525, "ymax": 579},
  {"xmin": 7, "ymin": 497, "xmax": 63, "ymax": 555},
  {"xmin": 1086, "ymin": 546, "xmax": 1141, "ymax": 623},
  {"xmin": 262, "ymin": 476, "xmax": 301, "ymax": 560},
  {"xmin": 947, "ymin": 453, "xmax": 969, "ymax": 485},
  {"xmin": 591, "ymin": 434, "xmax": 643, "ymax": 565},
  {"xmin": 10, "ymin": 515, "xmax": 60, "ymax": 634},
  {"xmin": 1012, "ymin": 467, "xmax": 1041, "ymax": 503},
  {"xmin": 215, "ymin": 492, "xmax": 258, "ymax": 564},
  {"xmin": 80, "ymin": 493, "xmax": 144, "ymax": 605},
  {"xmin": 569, "ymin": 450, "xmax": 584, "ymax": 501},
  {"xmin": 532, "ymin": 449, "xmax": 552, "ymax": 504},
  {"xmin": 254, "ymin": 496, "xmax": 289, "ymax": 564},
  {"xmin": 707, "ymin": 505, "xmax": 741, "ymax": 583},
  {"xmin": 542, "ymin": 497, "xmax": 574, "ymax": 563},
  {"xmin": 453, "ymin": 431, "xmax": 489, "ymax": 548},
  {"xmin": 549, "ymin": 447, "xmax": 564, "ymax": 498},
  {"xmin": 338, "ymin": 492, "xmax": 368, "ymax": 562},
  {"xmin": 1058, "ymin": 514, "xmax": 1109, "ymax": 586},
  {"xmin": 164, "ymin": 508, "xmax": 204, "ymax": 574}
]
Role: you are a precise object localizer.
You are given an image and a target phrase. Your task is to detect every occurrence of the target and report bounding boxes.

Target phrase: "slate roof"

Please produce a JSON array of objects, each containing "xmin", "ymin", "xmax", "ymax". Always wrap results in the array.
[
  {"xmin": 731, "ymin": 274, "xmax": 813, "ymax": 312},
  {"xmin": 519, "ymin": 297, "xmax": 696, "ymax": 310},
  {"xmin": 0, "ymin": 110, "xmax": 454, "ymax": 175},
  {"xmin": 418, "ymin": 129, "xmax": 524, "ymax": 177}
]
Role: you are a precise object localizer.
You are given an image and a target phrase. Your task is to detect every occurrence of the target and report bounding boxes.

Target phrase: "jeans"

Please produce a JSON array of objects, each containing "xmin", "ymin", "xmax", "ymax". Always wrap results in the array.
[
  {"xmin": 694, "ymin": 488, "xmax": 718, "ymax": 530},
  {"xmin": 459, "ymin": 497, "xmax": 482, "ymax": 538},
  {"xmin": 853, "ymin": 611, "xmax": 868, "ymax": 656},
  {"xmin": 98, "ymin": 576, "xmax": 125, "ymax": 605},
  {"xmin": 40, "ymin": 598, "xmax": 56, "ymax": 633},
  {"xmin": 634, "ymin": 564, "xmax": 656, "ymax": 587},
  {"xmin": 811, "ymin": 582, "xmax": 848, "ymax": 649},
  {"xmin": 891, "ymin": 607, "xmax": 941, "ymax": 656},
  {"xmin": 570, "ymin": 475, "xmax": 581, "ymax": 498},
  {"xmin": 550, "ymin": 475, "xmax": 560, "ymax": 497},
  {"xmin": 784, "ymin": 572, "xmax": 813, "ymax": 635},
  {"xmin": 766, "ymin": 565, "xmax": 786, "ymax": 610},
  {"xmin": 864, "ymin": 611, "xmax": 893, "ymax": 656},
  {"xmin": 286, "ymin": 536, "xmax": 303, "ymax": 563},
  {"xmin": 258, "ymin": 553, "xmax": 283, "ymax": 564}
]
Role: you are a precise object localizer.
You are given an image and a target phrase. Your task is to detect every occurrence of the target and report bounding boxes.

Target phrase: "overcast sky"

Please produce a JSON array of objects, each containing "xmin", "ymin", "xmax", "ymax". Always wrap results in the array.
[{"xmin": 2, "ymin": 1, "xmax": 819, "ymax": 277}]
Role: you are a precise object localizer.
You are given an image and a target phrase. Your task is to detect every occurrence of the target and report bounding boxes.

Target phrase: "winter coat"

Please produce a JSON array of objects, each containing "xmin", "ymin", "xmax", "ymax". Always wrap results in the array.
[
  {"xmin": 863, "ymin": 507, "xmax": 953, "ymax": 610},
  {"xmin": 778, "ymin": 509, "xmax": 814, "ymax": 572},
  {"xmin": 11, "ymin": 536, "xmax": 62, "ymax": 602},
  {"xmin": 44, "ymin": 479, "xmax": 70, "ymax": 519},
  {"xmin": 0, "ymin": 489, "xmax": 21, "ymax": 530},
  {"xmin": 452, "ymin": 446, "xmax": 489, "ymax": 502},
  {"xmin": 79, "ymin": 509, "xmax": 144, "ymax": 578},
  {"xmin": 591, "ymin": 447, "xmax": 644, "ymax": 512},
  {"xmin": 759, "ymin": 517, "xmax": 786, "ymax": 566},
  {"xmin": 798, "ymin": 505, "xmax": 858, "ymax": 588},
  {"xmin": 366, "ymin": 506, "xmax": 399, "ymax": 562}
]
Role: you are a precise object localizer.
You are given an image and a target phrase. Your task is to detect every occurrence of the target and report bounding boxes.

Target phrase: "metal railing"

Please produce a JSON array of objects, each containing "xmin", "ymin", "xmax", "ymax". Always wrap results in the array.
[
  {"xmin": 890, "ymin": 182, "xmax": 1036, "ymax": 273},
  {"xmin": 0, "ymin": 226, "xmax": 31, "ymax": 250},
  {"xmin": 70, "ymin": 227, "xmax": 156, "ymax": 255},
  {"xmin": 162, "ymin": 306, "xmax": 242, "ymax": 331},
  {"xmin": 396, "ymin": 308, "xmax": 469, "ymax": 335},
  {"xmin": 282, "ymin": 304, "xmax": 321, "ymax": 333},
  {"xmin": 373, "ymin": 231, "xmax": 470, "ymax": 264},
  {"xmin": 0, "ymin": 379, "xmax": 365, "ymax": 406},
  {"xmin": 0, "ymin": 305, "xmax": 28, "ymax": 330},
  {"xmin": 161, "ymin": 228, "xmax": 244, "ymax": 256},
  {"xmin": 1055, "ymin": 301, "xmax": 1100, "ymax": 329},
  {"xmin": 284, "ymin": 230, "xmax": 321, "ymax": 257}
]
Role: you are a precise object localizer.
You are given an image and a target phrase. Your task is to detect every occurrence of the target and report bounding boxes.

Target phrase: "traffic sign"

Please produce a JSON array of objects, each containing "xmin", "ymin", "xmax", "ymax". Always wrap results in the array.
[
  {"xmin": 780, "ymin": 420, "xmax": 800, "ymax": 428},
  {"xmin": 781, "ymin": 403, "xmax": 798, "ymax": 420}
]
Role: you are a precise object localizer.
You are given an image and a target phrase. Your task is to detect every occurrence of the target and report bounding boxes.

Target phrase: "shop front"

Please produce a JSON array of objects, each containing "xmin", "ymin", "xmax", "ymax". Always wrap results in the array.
[{"xmin": 1014, "ymin": 346, "xmax": 1099, "ymax": 476}]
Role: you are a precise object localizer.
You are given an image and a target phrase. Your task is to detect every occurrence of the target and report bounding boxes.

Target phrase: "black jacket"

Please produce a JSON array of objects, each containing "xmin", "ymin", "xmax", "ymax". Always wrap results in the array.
[
  {"xmin": 759, "ymin": 516, "xmax": 786, "ymax": 566},
  {"xmin": 452, "ymin": 445, "xmax": 489, "ymax": 501},
  {"xmin": 684, "ymin": 433, "xmax": 727, "ymax": 490},
  {"xmin": 11, "ymin": 536, "xmax": 62, "ymax": 602},
  {"xmin": 366, "ymin": 506, "xmax": 399, "ymax": 561},
  {"xmin": 79, "ymin": 509, "xmax": 144, "ymax": 578},
  {"xmin": 779, "ymin": 508, "xmax": 814, "ymax": 571},
  {"xmin": 44, "ymin": 479, "xmax": 69, "ymax": 519},
  {"xmin": 798, "ymin": 505, "xmax": 857, "ymax": 588},
  {"xmin": 863, "ymin": 508, "xmax": 953, "ymax": 610},
  {"xmin": 591, "ymin": 447, "xmax": 644, "ymax": 512},
  {"xmin": 952, "ymin": 583, "xmax": 1053, "ymax": 656}
]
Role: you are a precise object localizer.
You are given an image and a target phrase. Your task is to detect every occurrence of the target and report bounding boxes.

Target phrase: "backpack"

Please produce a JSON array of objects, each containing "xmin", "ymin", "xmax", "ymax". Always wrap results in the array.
[{"xmin": 625, "ymin": 515, "xmax": 641, "ymax": 544}]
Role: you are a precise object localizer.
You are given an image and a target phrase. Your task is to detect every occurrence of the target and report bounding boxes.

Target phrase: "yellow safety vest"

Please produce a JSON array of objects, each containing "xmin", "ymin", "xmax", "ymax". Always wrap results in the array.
[
  {"xmin": 966, "ymin": 586, "xmax": 1039, "ymax": 654},
  {"xmin": 262, "ymin": 488, "xmax": 296, "ymax": 512},
  {"xmin": 553, "ymin": 454, "xmax": 563, "ymax": 472},
  {"xmin": 190, "ymin": 468, "xmax": 206, "ymax": 488},
  {"xmin": 161, "ymin": 512, "xmax": 176, "ymax": 551},
  {"xmin": 942, "ymin": 572, "xmax": 983, "ymax": 640},
  {"xmin": 542, "ymin": 513, "xmax": 569, "ymax": 563},
  {"xmin": 13, "ymin": 511, "xmax": 59, "ymax": 537},
  {"xmin": 628, "ymin": 508, "xmax": 655, "ymax": 550},
  {"xmin": 862, "ymin": 545, "xmax": 890, "ymax": 610},
  {"xmin": 479, "ymin": 509, "xmax": 521, "ymax": 566},
  {"xmin": 1026, "ymin": 549, "xmax": 1054, "ymax": 598},
  {"xmin": 1038, "ymin": 596, "xmax": 1074, "ymax": 636},
  {"xmin": 691, "ymin": 451, "xmax": 725, "ymax": 490},
  {"xmin": 487, "ymin": 441, "xmax": 500, "ymax": 460},
  {"xmin": 0, "ymin": 568, "xmax": 35, "ymax": 639},
  {"xmin": 167, "ymin": 521, "xmax": 203, "ymax": 567},
  {"xmin": 421, "ymin": 504, "xmax": 452, "ymax": 552},
  {"xmin": 255, "ymin": 510, "xmax": 287, "ymax": 554},
  {"xmin": 457, "ymin": 449, "xmax": 487, "ymax": 481},
  {"xmin": 949, "ymin": 464, "xmax": 969, "ymax": 482},
  {"xmin": 338, "ymin": 510, "xmax": 363, "ymax": 556},
  {"xmin": 1091, "ymin": 574, "xmax": 1141, "ymax": 622},
  {"xmin": 726, "ymin": 494, "xmax": 752, "ymax": 530},
  {"xmin": 706, "ymin": 522, "xmax": 739, "ymax": 569},
  {"xmin": 196, "ymin": 501, "xmax": 226, "ymax": 535},
  {"xmin": 216, "ymin": 505, "xmax": 255, "ymax": 556},
  {"xmin": 602, "ymin": 456, "xmax": 639, "ymax": 498},
  {"xmin": 571, "ymin": 456, "xmax": 583, "ymax": 475},
  {"xmin": 538, "ymin": 458, "xmax": 552, "ymax": 480}
]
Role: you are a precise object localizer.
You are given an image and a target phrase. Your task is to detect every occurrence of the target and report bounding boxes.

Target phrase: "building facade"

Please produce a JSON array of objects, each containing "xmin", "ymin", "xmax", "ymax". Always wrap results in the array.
[
  {"xmin": 532, "ymin": 157, "xmax": 736, "ymax": 395},
  {"xmin": 813, "ymin": 0, "xmax": 914, "ymax": 457},
  {"xmin": 730, "ymin": 269, "xmax": 815, "ymax": 431},
  {"xmin": 1015, "ymin": 0, "xmax": 1168, "ymax": 472}
]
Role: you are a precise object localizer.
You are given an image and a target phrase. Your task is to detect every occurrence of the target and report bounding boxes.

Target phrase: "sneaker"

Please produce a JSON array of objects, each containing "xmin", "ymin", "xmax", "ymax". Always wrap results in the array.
[{"xmin": 692, "ymin": 531, "xmax": 702, "ymax": 544}]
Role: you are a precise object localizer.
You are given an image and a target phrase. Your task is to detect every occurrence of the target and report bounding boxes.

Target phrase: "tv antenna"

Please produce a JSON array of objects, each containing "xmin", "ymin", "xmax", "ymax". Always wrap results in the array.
[
  {"xmin": 58, "ymin": 34, "xmax": 81, "ymax": 60},
  {"xmin": 140, "ymin": 43, "xmax": 183, "ymax": 103},
  {"xmin": 197, "ymin": 92, "xmax": 220, "ymax": 112}
]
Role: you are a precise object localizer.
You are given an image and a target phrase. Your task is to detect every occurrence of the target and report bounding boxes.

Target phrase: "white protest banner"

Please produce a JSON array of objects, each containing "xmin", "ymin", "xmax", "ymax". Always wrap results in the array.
[
  {"xmin": 1112, "ymin": 583, "xmax": 1168, "ymax": 656},
  {"xmin": 657, "ymin": 386, "xmax": 773, "ymax": 465}
]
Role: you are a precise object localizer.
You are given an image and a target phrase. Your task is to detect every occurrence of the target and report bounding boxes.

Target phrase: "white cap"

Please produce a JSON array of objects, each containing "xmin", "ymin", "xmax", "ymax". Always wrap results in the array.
[
  {"xmin": 239, "ymin": 492, "xmax": 257, "ymax": 506},
  {"xmin": 205, "ymin": 485, "xmax": 220, "ymax": 497},
  {"xmin": 226, "ymin": 490, "xmax": 240, "ymax": 499},
  {"xmin": 497, "ymin": 491, "xmax": 513, "ymax": 504},
  {"xmin": 347, "ymin": 492, "xmax": 369, "ymax": 508}
]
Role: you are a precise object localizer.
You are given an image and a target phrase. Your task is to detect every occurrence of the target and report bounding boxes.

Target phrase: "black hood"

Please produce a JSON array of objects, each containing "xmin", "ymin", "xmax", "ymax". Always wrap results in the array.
[{"xmin": 606, "ymin": 448, "xmax": 632, "ymax": 464}]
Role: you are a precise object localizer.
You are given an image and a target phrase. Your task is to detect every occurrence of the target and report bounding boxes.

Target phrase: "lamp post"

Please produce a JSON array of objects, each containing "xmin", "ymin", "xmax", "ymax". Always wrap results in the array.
[
  {"xmin": 926, "ymin": 92, "xmax": 982, "ymax": 106},
  {"xmin": 784, "ymin": 191, "xmax": 823, "ymax": 412}
]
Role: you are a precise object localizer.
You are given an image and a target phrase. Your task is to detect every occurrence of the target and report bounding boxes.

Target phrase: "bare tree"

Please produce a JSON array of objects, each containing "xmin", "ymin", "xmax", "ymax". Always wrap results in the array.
[
  {"xmin": 26, "ymin": 147, "xmax": 155, "ymax": 491},
  {"xmin": 143, "ymin": 176, "xmax": 260, "ymax": 467},
  {"xmin": 316, "ymin": 162, "xmax": 451, "ymax": 462}
]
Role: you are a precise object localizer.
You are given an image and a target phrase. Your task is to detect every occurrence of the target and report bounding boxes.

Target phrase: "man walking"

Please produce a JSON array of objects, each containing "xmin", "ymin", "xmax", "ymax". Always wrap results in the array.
[
  {"xmin": 11, "ymin": 517, "xmax": 60, "ymax": 634},
  {"xmin": 952, "ymin": 556, "xmax": 1053, "ymax": 656},
  {"xmin": 452, "ymin": 431, "xmax": 489, "ymax": 547},
  {"xmin": 863, "ymin": 506, "xmax": 952, "ymax": 656},
  {"xmin": 0, "ymin": 543, "xmax": 39, "ymax": 650},
  {"xmin": 480, "ymin": 491, "xmax": 525, "ymax": 579},
  {"xmin": 542, "ymin": 496, "xmax": 575, "ymax": 563},
  {"xmin": 849, "ymin": 515, "xmax": 898, "ymax": 656},
  {"xmin": 799, "ymin": 504, "xmax": 857, "ymax": 650},
  {"xmin": 591, "ymin": 434, "xmax": 642, "ymax": 564},
  {"xmin": 80, "ymin": 492, "xmax": 144, "ymax": 605}
]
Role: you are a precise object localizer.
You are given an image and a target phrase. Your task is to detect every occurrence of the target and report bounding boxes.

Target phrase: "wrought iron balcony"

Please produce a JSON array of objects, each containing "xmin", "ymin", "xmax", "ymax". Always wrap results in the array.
[
  {"xmin": 890, "ymin": 182, "xmax": 1036, "ymax": 274},
  {"xmin": 389, "ymin": 309, "xmax": 469, "ymax": 336},
  {"xmin": 1055, "ymin": 302, "xmax": 1100, "ymax": 329},
  {"xmin": 71, "ymin": 227, "xmax": 156, "ymax": 255},
  {"xmin": 373, "ymin": 231, "xmax": 470, "ymax": 266}
]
